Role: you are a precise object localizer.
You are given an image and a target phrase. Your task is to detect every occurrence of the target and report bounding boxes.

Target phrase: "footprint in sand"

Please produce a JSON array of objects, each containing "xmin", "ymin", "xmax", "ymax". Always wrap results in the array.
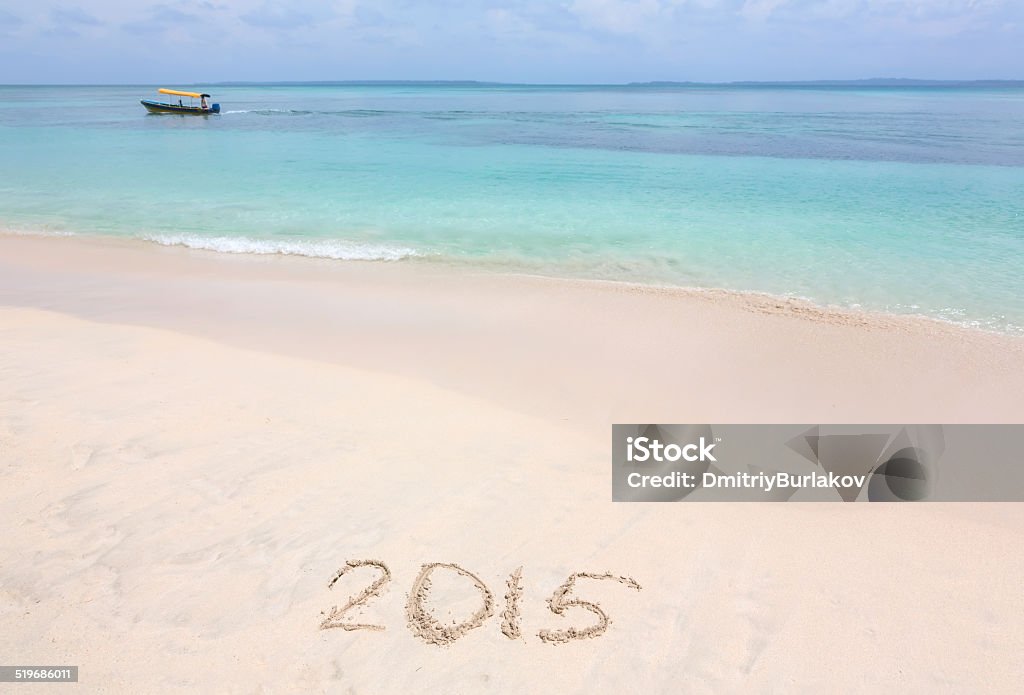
[{"xmin": 70, "ymin": 443, "xmax": 97, "ymax": 470}]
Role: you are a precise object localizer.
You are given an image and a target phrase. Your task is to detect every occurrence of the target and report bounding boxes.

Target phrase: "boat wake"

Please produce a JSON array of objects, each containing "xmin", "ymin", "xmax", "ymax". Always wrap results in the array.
[
  {"xmin": 143, "ymin": 233, "xmax": 421, "ymax": 261},
  {"xmin": 221, "ymin": 108, "xmax": 313, "ymax": 115}
]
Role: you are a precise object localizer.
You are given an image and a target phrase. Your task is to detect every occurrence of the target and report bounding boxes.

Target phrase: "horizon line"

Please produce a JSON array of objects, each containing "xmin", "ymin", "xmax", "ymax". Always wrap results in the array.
[{"xmin": 2, "ymin": 78, "xmax": 1024, "ymax": 88}]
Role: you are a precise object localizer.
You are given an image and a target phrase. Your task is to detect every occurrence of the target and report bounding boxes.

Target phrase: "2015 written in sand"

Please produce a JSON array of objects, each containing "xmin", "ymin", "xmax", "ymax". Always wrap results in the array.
[{"xmin": 319, "ymin": 560, "xmax": 642, "ymax": 646}]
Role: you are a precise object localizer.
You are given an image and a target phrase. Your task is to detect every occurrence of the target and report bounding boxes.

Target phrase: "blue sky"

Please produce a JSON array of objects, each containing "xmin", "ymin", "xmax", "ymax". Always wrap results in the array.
[{"xmin": 1, "ymin": 0, "xmax": 1021, "ymax": 83}]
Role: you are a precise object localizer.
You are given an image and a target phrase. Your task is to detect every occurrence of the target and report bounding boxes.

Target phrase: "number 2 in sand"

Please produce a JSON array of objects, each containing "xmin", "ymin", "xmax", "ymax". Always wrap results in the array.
[{"xmin": 319, "ymin": 559, "xmax": 391, "ymax": 631}]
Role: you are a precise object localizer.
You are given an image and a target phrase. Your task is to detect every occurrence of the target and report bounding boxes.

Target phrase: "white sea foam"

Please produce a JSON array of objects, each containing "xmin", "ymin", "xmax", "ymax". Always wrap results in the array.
[
  {"xmin": 221, "ymin": 108, "xmax": 312, "ymax": 115},
  {"xmin": 143, "ymin": 234, "xmax": 421, "ymax": 261}
]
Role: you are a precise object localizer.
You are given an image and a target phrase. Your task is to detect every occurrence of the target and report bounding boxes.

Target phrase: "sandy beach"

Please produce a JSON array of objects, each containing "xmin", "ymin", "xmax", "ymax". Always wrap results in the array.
[{"xmin": 2, "ymin": 233, "xmax": 1024, "ymax": 692}]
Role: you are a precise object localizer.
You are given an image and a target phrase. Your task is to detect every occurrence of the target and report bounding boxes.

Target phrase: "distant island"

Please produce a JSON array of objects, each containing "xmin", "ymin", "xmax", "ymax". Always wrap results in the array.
[
  {"xmin": 630, "ymin": 78, "xmax": 1024, "ymax": 87},
  {"xmin": 201, "ymin": 78, "xmax": 1024, "ymax": 88}
]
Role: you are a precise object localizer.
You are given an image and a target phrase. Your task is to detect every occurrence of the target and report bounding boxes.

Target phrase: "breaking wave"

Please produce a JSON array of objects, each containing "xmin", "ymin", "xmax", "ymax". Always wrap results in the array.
[{"xmin": 143, "ymin": 233, "xmax": 421, "ymax": 261}]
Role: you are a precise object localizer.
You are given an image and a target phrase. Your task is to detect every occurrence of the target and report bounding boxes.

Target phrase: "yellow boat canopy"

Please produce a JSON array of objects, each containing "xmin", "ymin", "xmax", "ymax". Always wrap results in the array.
[{"xmin": 158, "ymin": 88, "xmax": 207, "ymax": 98}]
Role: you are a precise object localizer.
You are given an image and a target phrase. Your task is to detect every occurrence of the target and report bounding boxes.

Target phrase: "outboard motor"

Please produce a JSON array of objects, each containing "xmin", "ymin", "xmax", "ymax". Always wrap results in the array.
[{"xmin": 211, "ymin": 103, "xmax": 221, "ymax": 114}]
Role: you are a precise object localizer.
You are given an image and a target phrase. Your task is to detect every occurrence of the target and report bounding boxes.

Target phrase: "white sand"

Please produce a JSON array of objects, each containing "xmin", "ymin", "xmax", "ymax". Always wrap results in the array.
[{"xmin": 1, "ymin": 234, "xmax": 1023, "ymax": 692}]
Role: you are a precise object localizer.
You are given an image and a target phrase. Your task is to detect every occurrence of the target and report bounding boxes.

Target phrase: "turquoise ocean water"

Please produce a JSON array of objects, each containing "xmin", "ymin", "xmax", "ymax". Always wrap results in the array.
[{"xmin": 1, "ymin": 83, "xmax": 1023, "ymax": 332}]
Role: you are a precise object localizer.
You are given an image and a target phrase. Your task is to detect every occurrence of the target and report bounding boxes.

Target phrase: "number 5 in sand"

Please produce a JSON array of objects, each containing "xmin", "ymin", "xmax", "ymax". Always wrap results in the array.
[
  {"xmin": 538, "ymin": 572, "xmax": 642, "ymax": 644},
  {"xmin": 319, "ymin": 559, "xmax": 391, "ymax": 631}
]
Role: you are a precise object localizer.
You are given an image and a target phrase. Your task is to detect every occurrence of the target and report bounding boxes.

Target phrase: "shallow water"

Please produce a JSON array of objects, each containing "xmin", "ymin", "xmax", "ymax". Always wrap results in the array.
[{"xmin": 1, "ymin": 83, "xmax": 1022, "ymax": 332}]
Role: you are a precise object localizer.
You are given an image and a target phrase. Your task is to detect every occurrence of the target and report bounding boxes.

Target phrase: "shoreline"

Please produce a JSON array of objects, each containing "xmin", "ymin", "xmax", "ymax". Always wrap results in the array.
[
  {"xmin": 5, "ymin": 228, "xmax": 1021, "ymax": 339},
  {"xmin": 2, "ymin": 231, "xmax": 1022, "ymax": 431}
]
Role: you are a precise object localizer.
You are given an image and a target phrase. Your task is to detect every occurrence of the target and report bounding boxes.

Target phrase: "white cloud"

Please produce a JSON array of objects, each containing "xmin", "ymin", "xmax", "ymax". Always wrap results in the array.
[
  {"xmin": 734, "ymin": 0, "xmax": 1013, "ymax": 23},
  {"xmin": 738, "ymin": 0, "xmax": 790, "ymax": 21},
  {"xmin": 567, "ymin": 0, "xmax": 666, "ymax": 34}
]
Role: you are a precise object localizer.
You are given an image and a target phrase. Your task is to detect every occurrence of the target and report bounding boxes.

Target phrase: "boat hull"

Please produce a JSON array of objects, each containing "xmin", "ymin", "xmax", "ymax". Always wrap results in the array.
[{"xmin": 141, "ymin": 100, "xmax": 219, "ymax": 115}]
